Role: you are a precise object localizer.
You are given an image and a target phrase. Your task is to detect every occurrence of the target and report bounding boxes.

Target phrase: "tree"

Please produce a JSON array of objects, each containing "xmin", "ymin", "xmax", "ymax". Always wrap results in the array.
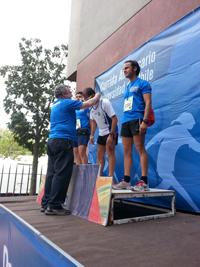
[
  {"xmin": 0, "ymin": 38, "xmax": 68, "ymax": 194},
  {"xmin": 0, "ymin": 129, "xmax": 30, "ymax": 158}
]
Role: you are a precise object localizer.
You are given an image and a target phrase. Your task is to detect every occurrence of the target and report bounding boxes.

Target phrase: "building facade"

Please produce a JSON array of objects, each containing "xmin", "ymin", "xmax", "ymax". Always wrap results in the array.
[{"xmin": 67, "ymin": 0, "xmax": 200, "ymax": 90}]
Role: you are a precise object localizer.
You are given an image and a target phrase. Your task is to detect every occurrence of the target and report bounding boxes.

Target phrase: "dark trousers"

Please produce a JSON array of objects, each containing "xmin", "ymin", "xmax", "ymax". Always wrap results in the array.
[{"xmin": 42, "ymin": 139, "xmax": 74, "ymax": 210}]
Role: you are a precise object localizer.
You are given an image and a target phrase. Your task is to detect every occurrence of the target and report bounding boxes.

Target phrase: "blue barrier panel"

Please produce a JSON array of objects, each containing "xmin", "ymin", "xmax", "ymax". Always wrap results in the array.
[
  {"xmin": 0, "ymin": 205, "xmax": 83, "ymax": 267},
  {"xmin": 92, "ymin": 7, "xmax": 200, "ymax": 213}
]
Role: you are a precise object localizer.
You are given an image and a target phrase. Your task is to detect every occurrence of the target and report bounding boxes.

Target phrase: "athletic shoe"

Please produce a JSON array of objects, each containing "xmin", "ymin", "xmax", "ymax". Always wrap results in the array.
[
  {"xmin": 132, "ymin": 180, "xmax": 149, "ymax": 191},
  {"xmin": 40, "ymin": 206, "xmax": 46, "ymax": 213},
  {"xmin": 112, "ymin": 180, "xmax": 132, "ymax": 190},
  {"xmin": 45, "ymin": 207, "xmax": 71, "ymax": 216}
]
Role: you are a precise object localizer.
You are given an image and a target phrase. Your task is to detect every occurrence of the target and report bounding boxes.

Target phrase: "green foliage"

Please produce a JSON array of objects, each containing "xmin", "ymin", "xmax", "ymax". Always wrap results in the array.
[
  {"xmin": 0, "ymin": 38, "xmax": 68, "ymax": 194},
  {"xmin": 0, "ymin": 38, "xmax": 68, "ymax": 156},
  {"xmin": 0, "ymin": 129, "xmax": 30, "ymax": 158}
]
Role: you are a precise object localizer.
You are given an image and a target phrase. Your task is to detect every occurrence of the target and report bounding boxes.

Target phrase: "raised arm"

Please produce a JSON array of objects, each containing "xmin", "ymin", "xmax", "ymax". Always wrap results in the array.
[{"xmin": 81, "ymin": 93, "xmax": 100, "ymax": 109}]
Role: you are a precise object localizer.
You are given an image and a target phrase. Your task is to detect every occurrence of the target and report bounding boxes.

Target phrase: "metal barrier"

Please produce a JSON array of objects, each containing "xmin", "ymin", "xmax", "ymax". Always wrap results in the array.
[{"xmin": 0, "ymin": 162, "xmax": 45, "ymax": 196}]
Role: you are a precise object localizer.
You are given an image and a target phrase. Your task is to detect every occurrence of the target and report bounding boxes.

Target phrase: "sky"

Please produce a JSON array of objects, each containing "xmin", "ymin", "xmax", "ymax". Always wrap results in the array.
[{"xmin": 0, "ymin": 0, "xmax": 72, "ymax": 129}]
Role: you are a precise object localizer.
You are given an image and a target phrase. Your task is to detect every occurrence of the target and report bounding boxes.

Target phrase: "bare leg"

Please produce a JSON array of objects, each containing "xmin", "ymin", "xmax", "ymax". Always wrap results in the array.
[
  {"xmin": 106, "ymin": 138, "xmax": 115, "ymax": 177},
  {"xmin": 78, "ymin": 145, "xmax": 88, "ymax": 164},
  {"xmin": 112, "ymin": 137, "xmax": 133, "ymax": 189},
  {"xmin": 73, "ymin": 147, "xmax": 81, "ymax": 164},
  {"xmin": 133, "ymin": 134, "xmax": 148, "ymax": 176},
  {"xmin": 122, "ymin": 137, "xmax": 133, "ymax": 176},
  {"xmin": 97, "ymin": 144, "xmax": 106, "ymax": 176}
]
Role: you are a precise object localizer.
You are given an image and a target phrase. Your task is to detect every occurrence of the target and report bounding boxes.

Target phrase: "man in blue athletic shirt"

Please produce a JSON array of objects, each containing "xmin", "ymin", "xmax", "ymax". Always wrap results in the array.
[
  {"xmin": 41, "ymin": 84, "xmax": 100, "ymax": 215},
  {"xmin": 74, "ymin": 91, "xmax": 90, "ymax": 164},
  {"xmin": 113, "ymin": 60, "xmax": 152, "ymax": 191}
]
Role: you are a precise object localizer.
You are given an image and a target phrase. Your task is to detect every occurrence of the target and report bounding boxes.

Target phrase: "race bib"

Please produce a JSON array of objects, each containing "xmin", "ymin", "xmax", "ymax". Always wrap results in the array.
[
  {"xmin": 76, "ymin": 119, "xmax": 81, "ymax": 129},
  {"xmin": 124, "ymin": 96, "xmax": 133, "ymax": 111}
]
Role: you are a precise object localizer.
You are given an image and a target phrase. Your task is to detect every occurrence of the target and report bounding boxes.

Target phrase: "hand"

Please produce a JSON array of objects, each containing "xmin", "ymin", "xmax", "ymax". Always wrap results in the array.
[
  {"xmin": 89, "ymin": 135, "xmax": 94, "ymax": 144},
  {"xmin": 106, "ymin": 134, "xmax": 114, "ymax": 147},
  {"xmin": 139, "ymin": 122, "xmax": 147, "ymax": 134}
]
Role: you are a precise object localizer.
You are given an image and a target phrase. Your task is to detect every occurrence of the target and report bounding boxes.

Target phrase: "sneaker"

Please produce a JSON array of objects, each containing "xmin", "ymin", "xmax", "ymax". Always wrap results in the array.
[
  {"xmin": 45, "ymin": 207, "xmax": 71, "ymax": 216},
  {"xmin": 132, "ymin": 180, "xmax": 149, "ymax": 191},
  {"xmin": 40, "ymin": 206, "xmax": 46, "ymax": 213},
  {"xmin": 112, "ymin": 180, "xmax": 132, "ymax": 190}
]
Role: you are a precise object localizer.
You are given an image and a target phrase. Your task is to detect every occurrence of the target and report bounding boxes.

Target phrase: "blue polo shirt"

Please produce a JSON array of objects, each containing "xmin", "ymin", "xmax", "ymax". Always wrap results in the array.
[
  {"xmin": 122, "ymin": 77, "xmax": 152, "ymax": 124},
  {"xmin": 76, "ymin": 108, "xmax": 90, "ymax": 130},
  {"xmin": 49, "ymin": 98, "xmax": 83, "ymax": 141}
]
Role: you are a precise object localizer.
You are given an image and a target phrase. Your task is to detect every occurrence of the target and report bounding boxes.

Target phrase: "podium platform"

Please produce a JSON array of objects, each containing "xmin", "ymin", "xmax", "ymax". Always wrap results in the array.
[
  {"xmin": 36, "ymin": 164, "xmax": 176, "ymax": 226},
  {"xmin": 66, "ymin": 165, "xmax": 175, "ymax": 226},
  {"xmin": 110, "ymin": 188, "xmax": 175, "ymax": 225}
]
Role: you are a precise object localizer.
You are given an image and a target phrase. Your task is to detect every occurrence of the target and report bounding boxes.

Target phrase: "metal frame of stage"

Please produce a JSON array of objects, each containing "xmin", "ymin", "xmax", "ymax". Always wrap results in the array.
[{"xmin": 110, "ymin": 188, "xmax": 176, "ymax": 225}]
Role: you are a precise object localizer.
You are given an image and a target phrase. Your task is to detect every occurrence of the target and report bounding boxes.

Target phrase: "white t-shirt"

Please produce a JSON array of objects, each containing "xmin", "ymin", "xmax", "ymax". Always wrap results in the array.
[{"xmin": 90, "ymin": 98, "xmax": 116, "ymax": 136}]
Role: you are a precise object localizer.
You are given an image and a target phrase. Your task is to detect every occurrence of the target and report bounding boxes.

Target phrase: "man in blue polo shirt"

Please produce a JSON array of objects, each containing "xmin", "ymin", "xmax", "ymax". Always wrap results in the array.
[
  {"xmin": 113, "ymin": 60, "xmax": 152, "ymax": 191},
  {"xmin": 42, "ymin": 84, "xmax": 100, "ymax": 215}
]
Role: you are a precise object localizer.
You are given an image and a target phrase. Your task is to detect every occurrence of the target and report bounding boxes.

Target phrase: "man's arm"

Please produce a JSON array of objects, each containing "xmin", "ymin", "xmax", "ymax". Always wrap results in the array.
[
  {"xmin": 143, "ymin": 93, "xmax": 152, "ymax": 121},
  {"xmin": 110, "ymin": 115, "xmax": 118, "ymax": 135},
  {"xmin": 106, "ymin": 115, "xmax": 118, "ymax": 146},
  {"xmin": 102, "ymin": 98, "xmax": 118, "ymax": 137},
  {"xmin": 89, "ymin": 119, "xmax": 97, "ymax": 144},
  {"xmin": 81, "ymin": 93, "xmax": 100, "ymax": 109},
  {"xmin": 140, "ymin": 93, "xmax": 152, "ymax": 134}
]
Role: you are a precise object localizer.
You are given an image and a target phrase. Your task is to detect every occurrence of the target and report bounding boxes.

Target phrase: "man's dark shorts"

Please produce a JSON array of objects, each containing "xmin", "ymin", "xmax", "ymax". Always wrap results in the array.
[
  {"xmin": 74, "ymin": 128, "xmax": 90, "ymax": 146},
  {"xmin": 77, "ymin": 134, "xmax": 90, "ymax": 146},
  {"xmin": 73, "ymin": 140, "xmax": 78, "ymax": 148},
  {"xmin": 97, "ymin": 134, "xmax": 118, "ymax": 146},
  {"xmin": 121, "ymin": 119, "xmax": 142, "ymax": 137}
]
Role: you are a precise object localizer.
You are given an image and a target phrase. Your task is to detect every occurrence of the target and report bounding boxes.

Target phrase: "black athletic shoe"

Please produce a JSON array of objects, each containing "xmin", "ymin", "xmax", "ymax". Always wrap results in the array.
[
  {"xmin": 45, "ymin": 207, "xmax": 71, "ymax": 216},
  {"xmin": 40, "ymin": 206, "xmax": 46, "ymax": 213}
]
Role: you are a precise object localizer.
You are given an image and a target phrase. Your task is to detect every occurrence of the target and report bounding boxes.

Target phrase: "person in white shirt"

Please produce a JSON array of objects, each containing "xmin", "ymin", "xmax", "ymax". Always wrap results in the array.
[{"xmin": 83, "ymin": 87, "xmax": 118, "ymax": 177}]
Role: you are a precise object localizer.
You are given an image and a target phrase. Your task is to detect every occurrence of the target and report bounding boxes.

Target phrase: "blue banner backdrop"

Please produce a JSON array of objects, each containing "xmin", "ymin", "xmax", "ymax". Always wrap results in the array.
[
  {"xmin": 0, "ymin": 205, "xmax": 82, "ymax": 267},
  {"xmin": 91, "ymin": 8, "xmax": 200, "ymax": 213}
]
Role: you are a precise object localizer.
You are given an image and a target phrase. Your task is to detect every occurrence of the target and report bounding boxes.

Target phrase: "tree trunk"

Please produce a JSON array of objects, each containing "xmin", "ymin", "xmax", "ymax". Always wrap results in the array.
[{"xmin": 30, "ymin": 140, "xmax": 40, "ymax": 195}]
